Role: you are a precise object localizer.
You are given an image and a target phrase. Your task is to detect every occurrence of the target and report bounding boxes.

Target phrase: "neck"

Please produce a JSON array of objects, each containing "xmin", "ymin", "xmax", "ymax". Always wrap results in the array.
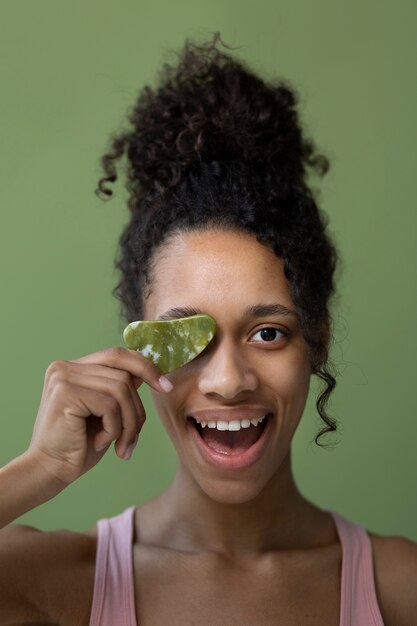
[{"xmin": 146, "ymin": 448, "xmax": 324, "ymax": 558}]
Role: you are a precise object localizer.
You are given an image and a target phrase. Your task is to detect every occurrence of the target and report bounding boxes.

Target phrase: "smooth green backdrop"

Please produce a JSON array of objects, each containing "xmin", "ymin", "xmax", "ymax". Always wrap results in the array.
[{"xmin": 1, "ymin": 0, "xmax": 415, "ymax": 539}]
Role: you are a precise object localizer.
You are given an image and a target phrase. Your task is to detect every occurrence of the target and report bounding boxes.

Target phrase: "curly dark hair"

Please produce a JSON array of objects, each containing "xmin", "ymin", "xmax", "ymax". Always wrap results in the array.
[{"xmin": 96, "ymin": 32, "xmax": 339, "ymax": 447}]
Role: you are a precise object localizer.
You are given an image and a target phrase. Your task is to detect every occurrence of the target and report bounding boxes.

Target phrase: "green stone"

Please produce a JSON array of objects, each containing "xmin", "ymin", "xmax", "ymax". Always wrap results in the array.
[{"xmin": 122, "ymin": 314, "xmax": 217, "ymax": 374}]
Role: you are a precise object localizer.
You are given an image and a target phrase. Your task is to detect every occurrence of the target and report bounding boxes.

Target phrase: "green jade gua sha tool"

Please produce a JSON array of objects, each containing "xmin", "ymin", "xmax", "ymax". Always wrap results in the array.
[{"xmin": 123, "ymin": 314, "xmax": 217, "ymax": 374}]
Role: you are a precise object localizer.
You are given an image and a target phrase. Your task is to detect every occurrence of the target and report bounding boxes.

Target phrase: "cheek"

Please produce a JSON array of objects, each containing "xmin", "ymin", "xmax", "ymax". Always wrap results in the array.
[
  {"xmin": 150, "ymin": 392, "xmax": 170, "ymax": 425},
  {"xmin": 268, "ymin": 351, "xmax": 311, "ymax": 409},
  {"xmin": 150, "ymin": 391, "xmax": 181, "ymax": 441}
]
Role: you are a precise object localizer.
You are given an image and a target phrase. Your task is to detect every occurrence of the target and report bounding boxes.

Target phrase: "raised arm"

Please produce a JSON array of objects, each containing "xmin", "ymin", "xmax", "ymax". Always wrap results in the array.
[{"xmin": 0, "ymin": 346, "xmax": 172, "ymax": 623}]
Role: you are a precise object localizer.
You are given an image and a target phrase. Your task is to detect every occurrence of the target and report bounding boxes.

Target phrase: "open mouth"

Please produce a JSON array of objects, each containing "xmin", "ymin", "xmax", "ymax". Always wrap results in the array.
[{"xmin": 187, "ymin": 413, "xmax": 272, "ymax": 457}]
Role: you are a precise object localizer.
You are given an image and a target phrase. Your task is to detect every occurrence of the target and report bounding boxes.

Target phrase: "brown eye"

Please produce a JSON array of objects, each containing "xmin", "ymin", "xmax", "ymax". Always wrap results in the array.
[{"xmin": 250, "ymin": 327, "xmax": 287, "ymax": 343}]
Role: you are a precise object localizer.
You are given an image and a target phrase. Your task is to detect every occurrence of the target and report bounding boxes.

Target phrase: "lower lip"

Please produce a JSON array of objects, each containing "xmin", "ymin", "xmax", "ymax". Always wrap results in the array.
[{"xmin": 187, "ymin": 414, "xmax": 273, "ymax": 470}]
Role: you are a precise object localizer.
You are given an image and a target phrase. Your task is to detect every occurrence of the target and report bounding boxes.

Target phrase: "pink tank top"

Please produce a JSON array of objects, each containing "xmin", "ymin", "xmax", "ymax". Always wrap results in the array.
[{"xmin": 88, "ymin": 506, "xmax": 385, "ymax": 626}]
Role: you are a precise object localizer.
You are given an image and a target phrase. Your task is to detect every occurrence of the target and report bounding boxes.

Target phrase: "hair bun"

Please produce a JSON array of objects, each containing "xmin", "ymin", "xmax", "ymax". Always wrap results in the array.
[{"xmin": 97, "ymin": 31, "xmax": 329, "ymax": 210}]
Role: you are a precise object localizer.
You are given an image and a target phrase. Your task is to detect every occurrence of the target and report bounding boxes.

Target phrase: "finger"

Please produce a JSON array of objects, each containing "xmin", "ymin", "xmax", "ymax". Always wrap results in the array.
[
  {"xmin": 69, "ymin": 347, "xmax": 173, "ymax": 393},
  {"xmin": 43, "ymin": 361, "xmax": 145, "ymax": 448},
  {"xmin": 62, "ymin": 385, "xmax": 123, "ymax": 451},
  {"xmin": 58, "ymin": 362, "xmax": 145, "ymax": 423},
  {"xmin": 66, "ymin": 372, "xmax": 142, "ymax": 459}
]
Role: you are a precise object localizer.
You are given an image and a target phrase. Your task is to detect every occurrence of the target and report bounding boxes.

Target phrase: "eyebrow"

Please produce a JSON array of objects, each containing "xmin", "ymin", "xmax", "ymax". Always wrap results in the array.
[{"xmin": 157, "ymin": 303, "xmax": 300, "ymax": 322}]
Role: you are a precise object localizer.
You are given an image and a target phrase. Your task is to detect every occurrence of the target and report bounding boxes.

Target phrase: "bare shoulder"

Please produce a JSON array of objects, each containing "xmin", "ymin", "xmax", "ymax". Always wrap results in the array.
[
  {"xmin": 0, "ymin": 523, "xmax": 97, "ymax": 625},
  {"xmin": 368, "ymin": 530, "xmax": 417, "ymax": 626}
]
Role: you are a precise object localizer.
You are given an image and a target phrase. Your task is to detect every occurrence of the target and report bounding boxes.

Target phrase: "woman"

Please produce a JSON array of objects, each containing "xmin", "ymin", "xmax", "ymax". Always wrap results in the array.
[{"xmin": 1, "ymin": 33, "xmax": 416, "ymax": 626}]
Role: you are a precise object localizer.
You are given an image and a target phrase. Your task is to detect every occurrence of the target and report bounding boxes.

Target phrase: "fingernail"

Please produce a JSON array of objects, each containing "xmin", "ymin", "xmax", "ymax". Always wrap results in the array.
[
  {"xmin": 158, "ymin": 375, "xmax": 173, "ymax": 392},
  {"xmin": 123, "ymin": 434, "xmax": 139, "ymax": 460},
  {"xmin": 95, "ymin": 442, "xmax": 108, "ymax": 452}
]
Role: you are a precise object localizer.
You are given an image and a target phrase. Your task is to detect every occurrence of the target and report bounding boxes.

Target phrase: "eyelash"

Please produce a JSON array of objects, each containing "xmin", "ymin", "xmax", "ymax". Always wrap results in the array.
[{"xmin": 250, "ymin": 327, "xmax": 288, "ymax": 344}]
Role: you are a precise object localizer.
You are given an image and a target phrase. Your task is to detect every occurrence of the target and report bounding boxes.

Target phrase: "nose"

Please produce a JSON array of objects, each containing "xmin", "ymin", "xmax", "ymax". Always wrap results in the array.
[{"xmin": 197, "ymin": 336, "xmax": 258, "ymax": 399}]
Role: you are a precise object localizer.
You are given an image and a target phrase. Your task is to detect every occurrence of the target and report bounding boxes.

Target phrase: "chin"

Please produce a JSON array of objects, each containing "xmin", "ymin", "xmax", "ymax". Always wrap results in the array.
[{"xmin": 194, "ymin": 471, "xmax": 273, "ymax": 506}]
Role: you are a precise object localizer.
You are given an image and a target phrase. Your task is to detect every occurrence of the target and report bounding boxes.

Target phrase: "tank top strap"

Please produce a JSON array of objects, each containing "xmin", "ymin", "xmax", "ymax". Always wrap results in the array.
[
  {"xmin": 327, "ymin": 509, "xmax": 385, "ymax": 626},
  {"xmin": 89, "ymin": 505, "xmax": 138, "ymax": 626}
]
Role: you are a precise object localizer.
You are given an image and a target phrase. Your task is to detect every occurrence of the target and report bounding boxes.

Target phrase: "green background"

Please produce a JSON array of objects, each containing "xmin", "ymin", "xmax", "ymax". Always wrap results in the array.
[{"xmin": 1, "ymin": 1, "xmax": 416, "ymax": 539}]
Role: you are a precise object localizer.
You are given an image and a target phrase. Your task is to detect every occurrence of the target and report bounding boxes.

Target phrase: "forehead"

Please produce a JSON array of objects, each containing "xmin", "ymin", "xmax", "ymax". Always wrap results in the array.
[{"xmin": 145, "ymin": 229, "xmax": 294, "ymax": 318}]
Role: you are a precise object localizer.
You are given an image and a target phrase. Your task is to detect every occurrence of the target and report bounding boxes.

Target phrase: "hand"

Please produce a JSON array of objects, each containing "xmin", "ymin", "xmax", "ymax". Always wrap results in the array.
[{"xmin": 27, "ymin": 346, "xmax": 173, "ymax": 489}]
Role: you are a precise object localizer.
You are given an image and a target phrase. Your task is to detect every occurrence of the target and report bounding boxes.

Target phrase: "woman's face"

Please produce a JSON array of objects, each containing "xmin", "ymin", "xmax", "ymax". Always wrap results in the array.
[{"xmin": 144, "ymin": 229, "xmax": 312, "ymax": 504}]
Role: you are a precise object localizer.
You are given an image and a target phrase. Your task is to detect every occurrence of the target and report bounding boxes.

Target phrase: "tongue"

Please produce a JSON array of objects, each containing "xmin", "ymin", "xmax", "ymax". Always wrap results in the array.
[{"xmin": 200, "ymin": 422, "xmax": 265, "ymax": 455}]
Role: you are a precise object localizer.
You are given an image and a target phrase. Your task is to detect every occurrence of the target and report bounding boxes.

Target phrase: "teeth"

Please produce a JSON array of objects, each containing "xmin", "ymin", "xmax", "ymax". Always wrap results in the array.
[{"xmin": 193, "ymin": 414, "xmax": 268, "ymax": 431}]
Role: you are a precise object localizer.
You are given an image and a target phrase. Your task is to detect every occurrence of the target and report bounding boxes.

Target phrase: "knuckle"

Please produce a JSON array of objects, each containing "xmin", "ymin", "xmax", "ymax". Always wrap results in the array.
[
  {"xmin": 104, "ymin": 346, "xmax": 125, "ymax": 360},
  {"xmin": 49, "ymin": 371, "xmax": 67, "ymax": 387},
  {"xmin": 45, "ymin": 360, "xmax": 67, "ymax": 380},
  {"xmin": 49, "ymin": 370, "xmax": 70, "ymax": 389},
  {"xmin": 49, "ymin": 378, "xmax": 71, "ymax": 400}
]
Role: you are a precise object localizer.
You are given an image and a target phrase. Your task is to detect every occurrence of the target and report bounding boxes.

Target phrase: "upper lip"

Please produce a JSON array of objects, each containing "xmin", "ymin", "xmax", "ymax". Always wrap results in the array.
[{"xmin": 187, "ymin": 407, "xmax": 273, "ymax": 422}]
